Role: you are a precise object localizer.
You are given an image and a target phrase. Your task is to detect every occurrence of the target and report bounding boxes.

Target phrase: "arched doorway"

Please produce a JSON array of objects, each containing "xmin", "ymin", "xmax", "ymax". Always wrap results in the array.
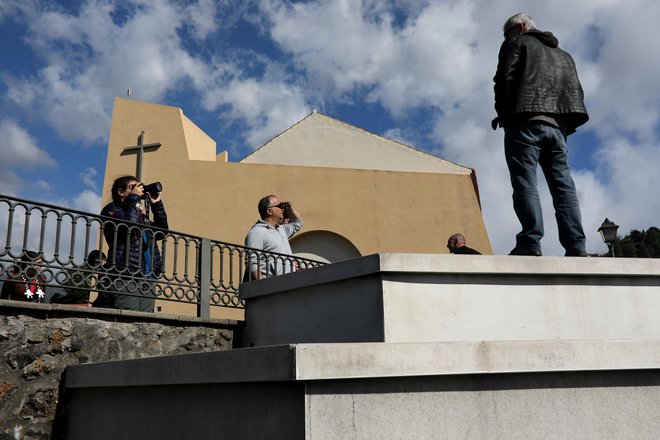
[{"xmin": 290, "ymin": 230, "xmax": 361, "ymax": 263}]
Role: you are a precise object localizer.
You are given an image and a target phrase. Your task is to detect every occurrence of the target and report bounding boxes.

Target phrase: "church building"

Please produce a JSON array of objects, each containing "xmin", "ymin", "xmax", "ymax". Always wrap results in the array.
[{"xmin": 102, "ymin": 97, "xmax": 491, "ymax": 316}]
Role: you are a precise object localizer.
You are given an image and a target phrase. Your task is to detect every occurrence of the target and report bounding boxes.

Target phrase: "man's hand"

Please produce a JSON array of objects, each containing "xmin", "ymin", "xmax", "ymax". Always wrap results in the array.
[
  {"xmin": 491, "ymin": 117, "xmax": 499, "ymax": 130},
  {"xmin": 281, "ymin": 201, "xmax": 301, "ymax": 221}
]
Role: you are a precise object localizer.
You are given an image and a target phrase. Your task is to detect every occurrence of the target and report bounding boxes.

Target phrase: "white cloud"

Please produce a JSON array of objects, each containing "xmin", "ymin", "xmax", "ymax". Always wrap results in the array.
[
  {"xmin": 570, "ymin": 2, "xmax": 660, "ymax": 142},
  {"xmin": 212, "ymin": 78, "xmax": 310, "ymax": 148},
  {"xmin": 591, "ymin": 137, "xmax": 660, "ymax": 233},
  {"xmin": 0, "ymin": 0, "xmax": 35, "ymax": 22},
  {"xmin": 262, "ymin": 0, "xmax": 484, "ymax": 116},
  {"xmin": 0, "ymin": 119, "xmax": 57, "ymax": 195},
  {"xmin": 73, "ymin": 189, "xmax": 102, "ymax": 213},
  {"xmin": 5, "ymin": 0, "xmax": 214, "ymax": 145},
  {"xmin": 34, "ymin": 180, "xmax": 52, "ymax": 192},
  {"xmin": 382, "ymin": 128, "xmax": 416, "ymax": 147},
  {"xmin": 264, "ymin": 0, "xmax": 396, "ymax": 93},
  {"xmin": 80, "ymin": 167, "xmax": 98, "ymax": 191},
  {"xmin": 0, "ymin": 191, "xmax": 102, "ymax": 262},
  {"xmin": 0, "ymin": 119, "xmax": 56, "ymax": 169},
  {"xmin": 0, "ymin": 170, "xmax": 22, "ymax": 196},
  {"xmin": 4, "ymin": 0, "xmax": 308, "ymax": 154},
  {"xmin": 185, "ymin": 0, "xmax": 219, "ymax": 40}
]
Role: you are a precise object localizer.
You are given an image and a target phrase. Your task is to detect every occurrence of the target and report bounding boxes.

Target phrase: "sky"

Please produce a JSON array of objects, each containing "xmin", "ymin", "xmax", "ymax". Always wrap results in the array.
[{"xmin": 1, "ymin": 0, "xmax": 659, "ymax": 256}]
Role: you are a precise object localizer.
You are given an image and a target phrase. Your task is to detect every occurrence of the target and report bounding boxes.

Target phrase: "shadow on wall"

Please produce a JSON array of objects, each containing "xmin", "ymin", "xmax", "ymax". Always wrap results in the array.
[{"xmin": 291, "ymin": 230, "xmax": 361, "ymax": 263}]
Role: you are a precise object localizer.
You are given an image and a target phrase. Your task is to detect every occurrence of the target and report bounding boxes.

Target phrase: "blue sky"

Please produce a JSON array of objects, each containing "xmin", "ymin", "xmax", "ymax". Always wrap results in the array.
[{"xmin": 1, "ymin": 0, "xmax": 659, "ymax": 256}]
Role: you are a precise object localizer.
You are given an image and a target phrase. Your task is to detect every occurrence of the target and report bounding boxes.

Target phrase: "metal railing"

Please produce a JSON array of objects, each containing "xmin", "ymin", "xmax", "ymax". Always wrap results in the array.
[{"xmin": 0, "ymin": 194, "xmax": 326, "ymax": 318}]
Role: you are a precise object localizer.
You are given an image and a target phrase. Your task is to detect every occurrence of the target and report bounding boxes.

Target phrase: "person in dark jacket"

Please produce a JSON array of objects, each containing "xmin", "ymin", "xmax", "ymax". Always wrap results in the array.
[
  {"xmin": 94, "ymin": 175, "xmax": 168, "ymax": 311},
  {"xmin": 493, "ymin": 13, "xmax": 589, "ymax": 257},
  {"xmin": 446, "ymin": 233, "xmax": 481, "ymax": 255}
]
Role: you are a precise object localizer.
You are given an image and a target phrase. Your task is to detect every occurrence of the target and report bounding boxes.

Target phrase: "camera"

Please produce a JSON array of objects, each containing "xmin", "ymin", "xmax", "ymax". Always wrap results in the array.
[
  {"xmin": 142, "ymin": 182, "xmax": 162, "ymax": 199},
  {"xmin": 278, "ymin": 202, "xmax": 291, "ymax": 219}
]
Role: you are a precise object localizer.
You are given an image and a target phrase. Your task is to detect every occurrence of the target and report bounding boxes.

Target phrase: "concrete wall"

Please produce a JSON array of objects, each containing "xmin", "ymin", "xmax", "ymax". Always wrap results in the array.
[
  {"xmin": 239, "ymin": 253, "xmax": 660, "ymax": 347},
  {"xmin": 59, "ymin": 342, "xmax": 660, "ymax": 439},
  {"xmin": 56, "ymin": 253, "xmax": 660, "ymax": 439},
  {"xmin": 305, "ymin": 371, "xmax": 660, "ymax": 440},
  {"xmin": 60, "ymin": 371, "xmax": 660, "ymax": 440},
  {"xmin": 0, "ymin": 301, "xmax": 236, "ymax": 439},
  {"xmin": 65, "ymin": 382, "xmax": 305, "ymax": 440}
]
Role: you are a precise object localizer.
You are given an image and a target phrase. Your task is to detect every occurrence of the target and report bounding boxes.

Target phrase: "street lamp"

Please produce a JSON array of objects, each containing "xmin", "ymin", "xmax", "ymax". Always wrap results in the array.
[{"xmin": 598, "ymin": 218, "xmax": 619, "ymax": 257}]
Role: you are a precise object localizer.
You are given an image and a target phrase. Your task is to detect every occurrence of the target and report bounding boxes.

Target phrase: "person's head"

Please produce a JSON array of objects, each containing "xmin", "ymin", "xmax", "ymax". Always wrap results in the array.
[
  {"xmin": 447, "ymin": 233, "xmax": 467, "ymax": 253},
  {"xmin": 110, "ymin": 175, "xmax": 142, "ymax": 204},
  {"xmin": 87, "ymin": 250, "xmax": 107, "ymax": 268},
  {"xmin": 257, "ymin": 195, "xmax": 284, "ymax": 223},
  {"xmin": 502, "ymin": 13, "xmax": 535, "ymax": 39},
  {"xmin": 20, "ymin": 250, "xmax": 43, "ymax": 277}
]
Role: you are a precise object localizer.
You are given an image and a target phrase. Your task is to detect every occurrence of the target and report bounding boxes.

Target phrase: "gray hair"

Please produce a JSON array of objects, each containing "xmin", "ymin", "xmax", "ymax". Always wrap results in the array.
[{"xmin": 502, "ymin": 13, "xmax": 536, "ymax": 33}]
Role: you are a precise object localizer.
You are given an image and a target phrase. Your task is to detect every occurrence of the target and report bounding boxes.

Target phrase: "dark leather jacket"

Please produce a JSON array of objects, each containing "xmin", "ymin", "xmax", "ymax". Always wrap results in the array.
[
  {"xmin": 100, "ymin": 194, "xmax": 168, "ymax": 276},
  {"xmin": 493, "ymin": 30, "xmax": 588, "ymax": 134}
]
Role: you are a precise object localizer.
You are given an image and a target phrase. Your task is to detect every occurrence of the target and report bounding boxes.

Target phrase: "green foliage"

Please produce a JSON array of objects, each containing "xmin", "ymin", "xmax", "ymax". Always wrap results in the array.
[{"xmin": 609, "ymin": 226, "xmax": 660, "ymax": 258}]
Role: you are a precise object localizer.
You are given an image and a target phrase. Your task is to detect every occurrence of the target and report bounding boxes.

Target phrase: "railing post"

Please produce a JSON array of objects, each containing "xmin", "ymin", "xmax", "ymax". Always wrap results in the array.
[{"xmin": 197, "ymin": 238, "xmax": 211, "ymax": 319}]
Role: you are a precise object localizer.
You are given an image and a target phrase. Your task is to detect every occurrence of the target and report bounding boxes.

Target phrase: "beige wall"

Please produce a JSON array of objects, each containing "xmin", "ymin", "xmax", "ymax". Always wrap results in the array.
[
  {"xmin": 242, "ymin": 111, "xmax": 472, "ymax": 174},
  {"xmin": 103, "ymin": 98, "xmax": 492, "ymax": 318}
]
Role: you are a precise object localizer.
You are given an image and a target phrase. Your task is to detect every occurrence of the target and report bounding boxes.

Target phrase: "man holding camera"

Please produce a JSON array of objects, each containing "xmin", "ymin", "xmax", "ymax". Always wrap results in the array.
[{"xmin": 244, "ymin": 195, "xmax": 303, "ymax": 280}]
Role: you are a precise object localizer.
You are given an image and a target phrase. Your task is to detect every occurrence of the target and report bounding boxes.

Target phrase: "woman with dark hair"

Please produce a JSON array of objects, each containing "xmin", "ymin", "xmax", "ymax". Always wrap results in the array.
[
  {"xmin": 94, "ymin": 175, "xmax": 168, "ymax": 311},
  {"xmin": 0, "ymin": 251, "xmax": 46, "ymax": 302}
]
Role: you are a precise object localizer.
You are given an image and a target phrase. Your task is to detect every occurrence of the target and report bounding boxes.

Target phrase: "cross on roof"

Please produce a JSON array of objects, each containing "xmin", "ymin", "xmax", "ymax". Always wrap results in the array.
[{"xmin": 121, "ymin": 131, "xmax": 161, "ymax": 181}]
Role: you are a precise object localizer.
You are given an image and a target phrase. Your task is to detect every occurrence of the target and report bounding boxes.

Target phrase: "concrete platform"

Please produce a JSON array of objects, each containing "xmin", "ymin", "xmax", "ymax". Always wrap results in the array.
[
  {"xmin": 62, "ymin": 340, "xmax": 660, "ymax": 439},
  {"xmin": 66, "ymin": 339, "xmax": 660, "ymax": 386},
  {"xmin": 60, "ymin": 254, "xmax": 660, "ymax": 439},
  {"xmin": 239, "ymin": 253, "xmax": 660, "ymax": 347}
]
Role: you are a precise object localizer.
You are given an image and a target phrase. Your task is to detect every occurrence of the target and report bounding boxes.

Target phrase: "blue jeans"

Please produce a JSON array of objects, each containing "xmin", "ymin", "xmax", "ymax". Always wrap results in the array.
[{"xmin": 504, "ymin": 122, "xmax": 586, "ymax": 252}]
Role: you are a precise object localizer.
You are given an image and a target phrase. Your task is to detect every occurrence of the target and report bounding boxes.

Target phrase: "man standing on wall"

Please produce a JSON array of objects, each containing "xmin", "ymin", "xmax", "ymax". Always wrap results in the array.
[
  {"xmin": 493, "ymin": 13, "xmax": 589, "ymax": 257},
  {"xmin": 244, "ymin": 195, "xmax": 303, "ymax": 280}
]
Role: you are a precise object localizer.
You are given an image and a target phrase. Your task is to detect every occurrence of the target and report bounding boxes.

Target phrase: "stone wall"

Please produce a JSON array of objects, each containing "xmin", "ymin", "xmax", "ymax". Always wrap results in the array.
[{"xmin": 0, "ymin": 301, "xmax": 236, "ymax": 440}]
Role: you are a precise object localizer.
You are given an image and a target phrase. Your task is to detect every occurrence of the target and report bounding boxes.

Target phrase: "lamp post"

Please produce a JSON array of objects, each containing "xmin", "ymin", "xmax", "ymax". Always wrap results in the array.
[{"xmin": 598, "ymin": 218, "xmax": 619, "ymax": 257}]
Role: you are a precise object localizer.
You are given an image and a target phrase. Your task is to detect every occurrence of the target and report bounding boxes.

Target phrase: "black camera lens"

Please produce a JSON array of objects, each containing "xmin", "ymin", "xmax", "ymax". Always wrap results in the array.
[{"xmin": 142, "ymin": 182, "xmax": 162, "ymax": 198}]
